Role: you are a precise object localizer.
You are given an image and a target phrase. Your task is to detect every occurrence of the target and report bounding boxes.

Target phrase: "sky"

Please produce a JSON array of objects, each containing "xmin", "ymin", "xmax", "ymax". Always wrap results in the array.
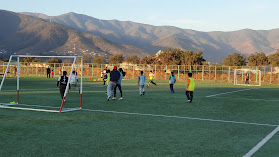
[{"xmin": 2, "ymin": 0, "xmax": 279, "ymax": 32}]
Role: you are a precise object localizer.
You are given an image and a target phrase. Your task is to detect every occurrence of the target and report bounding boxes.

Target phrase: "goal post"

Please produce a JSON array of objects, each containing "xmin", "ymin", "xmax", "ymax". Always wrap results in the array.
[
  {"xmin": 234, "ymin": 69, "xmax": 261, "ymax": 86},
  {"xmin": 0, "ymin": 55, "xmax": 83, "ymax": 113}
]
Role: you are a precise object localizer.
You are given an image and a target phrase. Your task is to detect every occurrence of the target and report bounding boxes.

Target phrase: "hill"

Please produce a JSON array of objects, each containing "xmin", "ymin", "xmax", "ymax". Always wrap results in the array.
[
  {"xmin": 0, "ymin": 10, "xmax": 148, "ymax": 60},
  {"xmin": 22, "ymin": 12, "xmax": 279, "ymax": 63}
]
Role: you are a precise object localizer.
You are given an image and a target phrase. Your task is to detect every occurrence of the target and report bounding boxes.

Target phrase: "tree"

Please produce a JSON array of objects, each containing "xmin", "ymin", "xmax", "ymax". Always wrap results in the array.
[
  {"xmin": 140, "ymin": 55, "xmax": 157, "ymax": 64},
  {"xmin": 126, "ymin": 55, "xmax": 140, "ymax": 64},
  {"xmin": 247, "ymin": 52, "xmax": 268, "ymax": 66},
  {"xmin": 268, "ymin": 49, "xmax": 279, "ymax": 66},
  {"xmin": 222, "ymin": 53, "xmax": 246, "ymax": 66},
  {"xmin": 46, "ymin": 57, "xmax": 62, "ymax": 64},
  {"xmin": 77, "ymin": 54, "xmax": 91, "ymax": 63},
  {"xmin": 21, "ymin": 57, "xmax": 35, "ymax": 62},
  {"xmin": 92, "ymin": 55, "xmax": 105, "ymax": 64},
  {"xmin": 108, "ymin": 54, "xmax": 125, "ymax": 64}
]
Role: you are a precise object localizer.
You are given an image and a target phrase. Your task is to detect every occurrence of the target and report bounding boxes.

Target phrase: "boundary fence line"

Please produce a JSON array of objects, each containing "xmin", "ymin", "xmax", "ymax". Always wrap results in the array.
[{"xmin": 1, "ymin": 62, "xmax": 279, "ymax": 84}]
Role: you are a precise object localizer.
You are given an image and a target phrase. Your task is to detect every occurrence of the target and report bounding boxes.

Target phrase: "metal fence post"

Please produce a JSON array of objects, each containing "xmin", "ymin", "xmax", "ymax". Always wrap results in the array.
[
  {"xmin": 133, "ymin": 64, "xmax": 135, "ymax": 79},
  {"xmin": 228, "ymin": 66, "xmax": 231, "ymax": 81},
  {"xmin": 270, "ymin": 67, "xmax": 273, "ymax": 84},
  {"xmin": 215, "ymin": 66, "xmax": 217, "ymax": 81},
  {"xmin": 178, "ymin": 65, "xmax": 180, "ymax": 80},
  {"xmin": 202, "ymin": 65, "xmax": 204, "ymax": 81},
  {"xmin": 154, "ymin": 65, "xmax": 157, "ymax": 79}
]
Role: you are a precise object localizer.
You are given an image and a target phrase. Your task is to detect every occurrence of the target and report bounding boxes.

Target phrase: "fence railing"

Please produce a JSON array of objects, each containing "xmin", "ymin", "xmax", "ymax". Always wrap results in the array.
[{"xmin": 1, "ymin": 62, "xmax": 279, "ymax": 85}]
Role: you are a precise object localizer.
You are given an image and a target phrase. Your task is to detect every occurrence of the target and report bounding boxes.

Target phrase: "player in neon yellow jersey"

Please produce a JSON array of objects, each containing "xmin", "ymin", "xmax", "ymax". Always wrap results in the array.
[
  {"xmin": 186, "ymin": 73, "xmax": 195, "ymax": 103},
  {"xmin": 147, "ymin": 70, "xmax": 157, "ymax": 87}
]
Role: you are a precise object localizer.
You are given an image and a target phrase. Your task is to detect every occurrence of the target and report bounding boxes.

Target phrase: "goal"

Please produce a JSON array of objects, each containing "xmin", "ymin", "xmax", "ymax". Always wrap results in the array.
[
  {"xmin": 234, "ymin": 69, "xmax": 261, "ymax": 86},
  {"xmin": 0, "ymin": 55, "xmax": 83, "ymax": 113}
]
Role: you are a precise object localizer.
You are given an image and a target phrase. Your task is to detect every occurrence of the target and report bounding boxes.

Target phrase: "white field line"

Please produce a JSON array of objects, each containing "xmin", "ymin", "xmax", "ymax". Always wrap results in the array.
[
  {"xmin": 209, "ymin": 96, "xmax": 279, "ymax": 102},
  {"xmin": 82, "ymin": 109, "xmax": 278, "ymax": 127},
  {"xmin": 243, "ymin": 125, "xmax": 279, "ymax": 157},
  {"xmin": 206, "ymin": 89, "xmax": 254, "ymax": 97}
]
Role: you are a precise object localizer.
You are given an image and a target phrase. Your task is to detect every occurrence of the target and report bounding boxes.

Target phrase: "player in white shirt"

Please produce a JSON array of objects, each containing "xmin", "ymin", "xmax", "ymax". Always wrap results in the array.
[
  {"xmin": 69, "ymin": 71, "xmax": 80, "ymax": 93},
  {"xmin": 138, "ymin": 71, "xmax": 146, "ymax": 96}
]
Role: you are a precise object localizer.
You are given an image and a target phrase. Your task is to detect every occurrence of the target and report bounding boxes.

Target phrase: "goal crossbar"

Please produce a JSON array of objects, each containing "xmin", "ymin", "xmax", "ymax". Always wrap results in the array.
[{"xmin": 0, "ymin": 55, "xmax": 83, "ymax": 113}]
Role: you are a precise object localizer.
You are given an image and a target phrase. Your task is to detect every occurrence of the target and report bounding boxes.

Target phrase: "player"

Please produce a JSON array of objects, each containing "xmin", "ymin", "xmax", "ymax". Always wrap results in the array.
[
  {"xmin": 147, "ymin": 70, "xmax": 157, "ymax": 87},
  {"xmin": 51, "ymin": 70, "xmax": 54, "ymax": 78},
  {"xmin": 138, "ymin": 71, "xmax": 145, "ymax": 96},
  {"xmin": 47, "ymin": 66, "xmax": 51, "ymax": 78},
  {"xmin": 105, "ymin": 70, "xmax": 110, "ymax": 86},
  {"xmin": 186, "ymin": 72, "xmax": 195, "ymax": 103},
  {"xmin": 245, "ymin": 73, "xmax": 249, "ymax": 84},
  {"xmin": 57, "ymin": 71, "xmax": 68, "ymax": 102},
  {"xmin": 69, "ymin": 71, "xmax": 80, "ymax": 93},
  {"xmin": 169, "ymin": 71, "xmax": 176, "ymax": 93},
  {"xmin": 107, "ymin": 66, "xmax": 120, "ymax": 101},
  {"xmin": 112, "ymin": 68, "xmax": 126, "ymax": 100}
]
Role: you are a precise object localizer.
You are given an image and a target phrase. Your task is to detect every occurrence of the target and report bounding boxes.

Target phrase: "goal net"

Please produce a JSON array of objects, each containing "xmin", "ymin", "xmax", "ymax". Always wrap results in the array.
[
  {"xmin": 234, "ymin": 69, "xmax": 261, "ymax": 86},
  {"xmin": 0, "ymin": 55, "xmax": 83, "ymax": 113}
]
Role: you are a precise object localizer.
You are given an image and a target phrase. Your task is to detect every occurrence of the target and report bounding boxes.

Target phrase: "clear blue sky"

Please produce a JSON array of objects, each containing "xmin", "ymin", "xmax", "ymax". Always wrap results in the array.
[{"xmin": 2, "ymin": 0, "xmax": 279, "ymax": 32}]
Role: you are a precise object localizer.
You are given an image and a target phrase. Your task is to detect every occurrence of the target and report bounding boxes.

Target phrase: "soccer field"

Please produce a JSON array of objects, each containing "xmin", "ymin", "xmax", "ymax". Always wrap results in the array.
[{"xmin": 0, "ymin": 77, "xmax": 279, "ymax": 157}]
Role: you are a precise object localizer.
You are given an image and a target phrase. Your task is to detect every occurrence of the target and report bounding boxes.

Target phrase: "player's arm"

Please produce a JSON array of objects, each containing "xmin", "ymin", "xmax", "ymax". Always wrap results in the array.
[
  {"xmin": 138, "ymin": 76, "xmax": 140, "ymax": 85},
  {"xmin": 186, "ymin": 79, "xmax": 190, "ymax": 90}
]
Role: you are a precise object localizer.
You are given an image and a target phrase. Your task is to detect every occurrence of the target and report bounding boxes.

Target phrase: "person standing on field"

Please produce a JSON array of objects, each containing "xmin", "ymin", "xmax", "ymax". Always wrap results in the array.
[
  {"xmin": 51, "ymin": 70, "xmax": 54, "ymax": 78},
  {"xmin": 186, "ymin": 73, "xmax": 195, "ymax": 103},
  {"xmin": 147, "ymin": 70, "xmax": 157, "ymax": 87},
  {"xmin": 69, "ymin": 71, "xmax": 80, "ymax": 93},
  {"xmin": 47, "ymin": 66, "xmax": 51, "ymax": 78},
  {"xmin": 107, "ymin": 66, "xmax": 120, "ymax": 101},
  {"xmin": 245, "ymin": 73, "xmax": 249, "ymax": 84},
  {"xmin": 138, "ymin": 71, "xmax": 145, "ymax": 96},
  {"xmin": 112, "ymin": 68, "xmax": 125, "ymax": 100},
  {"xmin": 169, "ymin": 72, "xmax": 176, "ymax": 93},
  {"xmin": 57, "ymin": 71, "xmax": 68, "ymax": 102}
]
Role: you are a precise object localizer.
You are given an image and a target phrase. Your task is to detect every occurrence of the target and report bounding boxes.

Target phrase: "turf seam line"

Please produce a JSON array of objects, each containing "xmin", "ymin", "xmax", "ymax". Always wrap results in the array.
[
  {"xmin": 82, "ymin": 109, "xmax": 278, "ymax": 127},
  {"xmin": 243, "ymin": 125, "xmax": 279, "ymax": 157},
  {"xmin": 205, "ymin": 89, "xmax": 254, "ymax": 97},
  {"xmin": 209, "ymin": 96, "xmax": 279, "ymax": 102}
]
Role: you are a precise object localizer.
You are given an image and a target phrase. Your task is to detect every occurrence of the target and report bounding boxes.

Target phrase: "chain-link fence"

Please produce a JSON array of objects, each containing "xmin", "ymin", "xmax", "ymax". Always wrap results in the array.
[{"xmin": 1, "ymin": 62, "xmax": 279, "ymax": 84}]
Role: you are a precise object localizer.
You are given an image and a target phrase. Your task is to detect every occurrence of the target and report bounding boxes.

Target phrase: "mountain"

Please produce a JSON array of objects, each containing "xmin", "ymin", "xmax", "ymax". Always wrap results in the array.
[
  {"xmin": 20, "ymin": 12, "xmax": 279, "ymax": 63},
  {"xmin": 0, "ymin": 10, "xmax": 148, "ymax": 59}
]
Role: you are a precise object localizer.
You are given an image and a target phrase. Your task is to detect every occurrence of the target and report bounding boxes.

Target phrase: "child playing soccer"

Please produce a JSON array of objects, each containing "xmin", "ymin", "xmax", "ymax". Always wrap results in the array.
[
  {"xmin": 138, "ymin": 71, "xmax": 145, "ymax": 96},
  {"xmin": 51, "ymin": 70, "xmax": 54, "ymax": 78},
  {"xmin": 169, "ymin": 71, "xmax": 176, "ymax": 93},
  {"xmin": 69, "ymin": 71, "xmax": 79, "ymax": 93},
  {"xmin": 57, "ymin": 71, "xmax": 68, "ymax": 102},
  {"xmin": 186, "ymin": 73, "xmax": 195, "ymax": 103},
  {"xmin": 147, "ymin": 70, "xmax": 157, "ymax": 87}
]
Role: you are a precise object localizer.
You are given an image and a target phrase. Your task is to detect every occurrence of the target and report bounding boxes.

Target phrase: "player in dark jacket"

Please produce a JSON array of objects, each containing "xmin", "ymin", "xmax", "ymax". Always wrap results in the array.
[
  {"xmin": 107, "ymin": 66, "xmax": 120, "ymax": 101},
  {"xmin": 57, "ymin": 71, "xmax": 68, "ymax": 102}
]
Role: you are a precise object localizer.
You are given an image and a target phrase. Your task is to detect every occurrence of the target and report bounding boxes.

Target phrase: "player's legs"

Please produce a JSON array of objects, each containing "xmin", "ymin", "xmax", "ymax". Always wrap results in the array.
[
  {"xmin": 118, "ymin": 84, "xmax": 122, "ymax": 97},
  {"xmin": 107, "ymin": 82, "xmax": 117, "ymax": 100},
  {"xmin": 190, "ymin": 91, "xmax": 193, "ymax": 102},
  {"xmin": 60, "ymin": 84, "xmax": 66, "ymax": 99},
  {"xmin": 186, "ymin": 91, "xmax": 190, "ymax": 102}
]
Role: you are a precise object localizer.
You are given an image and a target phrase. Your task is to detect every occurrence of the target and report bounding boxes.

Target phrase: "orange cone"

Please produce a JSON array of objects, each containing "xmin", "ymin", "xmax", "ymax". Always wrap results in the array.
[{"xmin": 89, "ymin": 77, "xmax": 91, "ymax": 80}]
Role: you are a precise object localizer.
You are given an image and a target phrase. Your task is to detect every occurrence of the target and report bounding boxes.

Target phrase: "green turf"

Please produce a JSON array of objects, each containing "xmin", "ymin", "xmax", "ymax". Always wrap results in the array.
[{"xmin": 0, "ymin": 76, "xmax": 279, "ymax": 157}]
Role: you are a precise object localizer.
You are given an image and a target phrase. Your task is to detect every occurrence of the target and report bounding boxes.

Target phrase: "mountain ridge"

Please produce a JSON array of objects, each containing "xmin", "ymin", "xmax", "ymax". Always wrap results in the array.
[
  {"xmin": 21, "ymin": 11, "xmax": 279, "ymax": 62},
  {"xmin": 0, "ymin": 10, "xmax": 148, "ymax": 59}
]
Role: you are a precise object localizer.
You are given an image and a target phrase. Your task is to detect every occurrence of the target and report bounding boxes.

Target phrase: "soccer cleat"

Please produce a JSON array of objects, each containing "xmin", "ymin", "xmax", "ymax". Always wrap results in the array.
[
  {"xmin": 112, "ymin": 97, "xmax": 116, "ymax": 100},
  {"xmin": 187, "ymin": 100, "xmax": 191, "ymax": 103},
  {"xmin": 63, "ymin": 100, "xmax": 66, "ymax": 103},
  {"xmin": 140, "ymin": 94, "xmax": 142, "ymax": 96},
  {"xmin": 143, "ymin": 92, "xmax": 145, "ymax": 95},
  {"xmin": 107, "ymin": 96, "xmax": 110, "ymax": 101},
  {"xmin": 119, "ymin": 97, "xmax": 123, "ymax": 100}
]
